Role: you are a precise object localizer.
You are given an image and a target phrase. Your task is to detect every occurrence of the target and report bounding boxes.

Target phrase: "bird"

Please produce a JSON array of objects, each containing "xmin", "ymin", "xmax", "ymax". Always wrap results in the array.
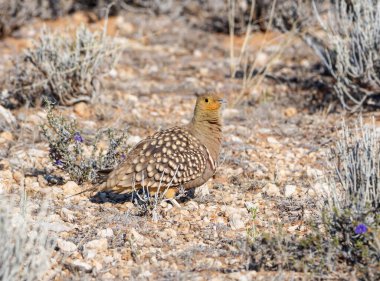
[{"xmin": 71, "ymin": 93, "xmax": 224, "ymax": 205}]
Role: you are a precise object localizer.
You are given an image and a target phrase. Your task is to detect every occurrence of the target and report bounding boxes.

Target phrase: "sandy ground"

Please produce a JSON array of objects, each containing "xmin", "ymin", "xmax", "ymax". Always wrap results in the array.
[{"xmin": 0, "ymin": 9, "xmax": 376, "ymax": 281}]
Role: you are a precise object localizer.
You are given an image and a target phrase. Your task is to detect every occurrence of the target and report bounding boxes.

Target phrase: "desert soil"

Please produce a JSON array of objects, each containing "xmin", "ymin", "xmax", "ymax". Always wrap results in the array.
[{"xmin": 0, "ymin": 9, "xmax": 375, "ymax": 281}]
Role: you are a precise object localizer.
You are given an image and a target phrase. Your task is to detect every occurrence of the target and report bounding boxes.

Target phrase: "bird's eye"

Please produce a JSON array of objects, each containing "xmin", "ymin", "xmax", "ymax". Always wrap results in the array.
[{"xmin": 205, "ymin": 98, "xmax": 209, "ymax": 103}]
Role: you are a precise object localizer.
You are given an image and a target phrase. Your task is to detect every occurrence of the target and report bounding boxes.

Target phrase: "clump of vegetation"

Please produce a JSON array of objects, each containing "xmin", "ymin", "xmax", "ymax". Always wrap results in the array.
[
  {"xmin": 323, "ymin": 118, "xmax": 380, "ymax": 271},
  {"xmin": 133, "ymin": 185, "xmax": 187, "ymax": 222},
  {"xmin": 41, "ymin": 100, "xmax": 129, "ymax": 184},
  {"xmin": 1, "ymin": 24, "xmax": 120, "ymax": 108},
  {"xmin": 0, "ymin": 0, "xmax": 72, "ymax": 37},
  {"xmin": 0, "ymin": 0, "xmax": 125, "ymax": 38},
  {"xmin": 0, "ymin": 195, "xmax": 54, "ymax": 281},
  {"xmin": 304, "ymin": 0, "xmax": 380, "ymax": 111},
  {"xmin": 248, "ymin": 119, "xmax": 380, "ymax": 280}
]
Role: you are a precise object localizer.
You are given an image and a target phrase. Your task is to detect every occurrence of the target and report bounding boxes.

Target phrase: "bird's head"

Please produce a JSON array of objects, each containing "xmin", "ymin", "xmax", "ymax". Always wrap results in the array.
[
  {"xmin": 195, "ymin": 93, "xmax": 225, "ymax": 112},
  {"xmin": 192, "ymin": 93, "xmax": 225, "ymax": 124}
]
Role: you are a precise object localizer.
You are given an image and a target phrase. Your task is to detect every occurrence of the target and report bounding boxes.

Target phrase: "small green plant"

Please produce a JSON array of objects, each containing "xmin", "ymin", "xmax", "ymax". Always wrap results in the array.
[
  {"xmin": 246, "ymin": 205, "xmax": 259, "ymax": 243},
  {"xmin": 41, "ymin": 100, "xmax": 129, "ymax": 184}
]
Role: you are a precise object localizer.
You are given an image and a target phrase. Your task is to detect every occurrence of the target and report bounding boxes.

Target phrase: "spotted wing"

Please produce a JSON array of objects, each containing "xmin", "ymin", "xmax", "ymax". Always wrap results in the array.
[{"xmin": 102, "ymin": 127, "xmax": 208, "ymax": 194}]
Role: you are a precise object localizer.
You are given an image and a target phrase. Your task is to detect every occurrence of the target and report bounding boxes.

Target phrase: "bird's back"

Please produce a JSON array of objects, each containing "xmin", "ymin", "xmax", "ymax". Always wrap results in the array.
[{"xmin": 97, "ymin": 125, "xmax": 215, "ymax": 195}]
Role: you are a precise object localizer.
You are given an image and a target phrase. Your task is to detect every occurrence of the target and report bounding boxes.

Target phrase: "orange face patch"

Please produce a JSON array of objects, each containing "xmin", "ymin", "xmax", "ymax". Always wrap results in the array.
[
  {"xmin": 197, "ymin": 94, "xmax": 224, "ymax": 111},
  {"xmin": 206, "ymin": 100, "xmax": 221, "ymax": 110}
]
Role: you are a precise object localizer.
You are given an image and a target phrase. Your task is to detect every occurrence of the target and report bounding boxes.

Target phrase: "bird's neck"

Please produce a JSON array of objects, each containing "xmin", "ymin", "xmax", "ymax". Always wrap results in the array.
[{"xmin": 188, "ymin": 112, "xmax": 222, "ymax": 162}]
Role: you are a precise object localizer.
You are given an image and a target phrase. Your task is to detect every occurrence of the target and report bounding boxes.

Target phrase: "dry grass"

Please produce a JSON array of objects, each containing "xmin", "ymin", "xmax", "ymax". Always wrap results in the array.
[
  {"xmin": 0, "ymin": 189, "xmax": 55, "ymax": 281},
  {"xmin": 308, "ymin": 0, "xmax": 380, "ymax": 111},
  {"xmin": 1, "ymin": 22, "xmax": 120, "ymax": 108},
  {"xmin": 247, "ymin": 117, "xmax": 380, "ymax": 280}
]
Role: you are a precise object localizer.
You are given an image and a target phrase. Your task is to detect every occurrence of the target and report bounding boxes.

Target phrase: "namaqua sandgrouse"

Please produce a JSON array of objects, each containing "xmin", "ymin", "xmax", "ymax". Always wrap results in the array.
[{"xmin": 91, "ymin": 93, "xmax": 224, "ymax": 204}]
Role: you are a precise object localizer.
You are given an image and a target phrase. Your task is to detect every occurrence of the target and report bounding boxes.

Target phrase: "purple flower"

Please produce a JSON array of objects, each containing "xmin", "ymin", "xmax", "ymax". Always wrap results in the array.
[
  {"xmin": 55, "ymin": 159, "xmax": 63, "ymax": 166},
  {"xmin": 354, "ymin": 224, "xmax": 368, "ymax": 235},
  {"xmin": 73, "ymin": 132, "xmax": 83, "ymax": 143},
  {"xmin": 121, "ymin": 153, "xmax": 126, "ymax": 160}
]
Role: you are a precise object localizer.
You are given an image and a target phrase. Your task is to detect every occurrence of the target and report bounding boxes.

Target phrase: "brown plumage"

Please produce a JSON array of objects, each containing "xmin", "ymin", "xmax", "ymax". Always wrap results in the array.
[{"xmin": 89, "ymin": 93, "xmax": 224, "ymax": 200}]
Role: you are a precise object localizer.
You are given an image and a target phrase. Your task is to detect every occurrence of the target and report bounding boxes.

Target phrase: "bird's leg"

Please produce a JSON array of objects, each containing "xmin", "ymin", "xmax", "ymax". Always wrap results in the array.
[
  {"xmin": 148, "ymin": 186, "xmax": 181, "ymax": 208},
  {"xmin": 162, "ymin": 187, "xmax": 181, "ymax": 208},
  {"xmin": 148, "ymin": 187, "xmax": 159, "ymax": 198},
  {"xmin": 163, "ymin": 188, "xmax": 176, "ymax": 200}
]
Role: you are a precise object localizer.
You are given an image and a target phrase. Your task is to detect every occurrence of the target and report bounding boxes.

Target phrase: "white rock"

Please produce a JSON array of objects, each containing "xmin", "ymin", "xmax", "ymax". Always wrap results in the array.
[
  {"xmin": 223, "ymin": 108, "xmax": 240, "ymax": 119},
  {"xmin": 60, "ymin": 208, "xmax": 75, "ymax": 223},
  {"xmin": 27, "ymin": 148, "xmax": 48, "ymax": 158},
  {"xmin": 83, "ymin": 249, "xmax": 97, "ymax": 260},
  {"xmin": 227, "ymin": 270, "xmax": 257, "ymax": 280},
  {"xmin": 68, "ymin": 259, "xmax": 92, "ymax": 272},
  {"xmin": 93, "ymin": 260, "xmax": 103, "ymax": 272},
  {"xmin": 26, "ymin": 181, "xmax": 40, "ymax": 192},
  {"xmin": 230, "ymin": 135, "xmax": 243, "ymax": 143},
  {"xmin": 255, "ymin": 52, "xmax": 268, "ymax": 67},
  {"xmin": 257, "ymin": 128, "xmax": 272, "ymax": 134},
  {"xmin": 224, "ymin": 207, "xmax": 248, "ymax": 229},
  {"xmin": 306, "ymin": 167, "xmax": 324, "ymax": 179},
  {"xmin": 267, "ymin": 137, "xmax": 279, "ymax": 145},
  {"xmin": 130, "ymin": 228, "xmax": 145, "ymax": 245},
  {"xmin": 229, "ymin": 213, "xmax": 245, "ymax": 229},
  {"xmin": 0, "ymin": 170, "xmax": 13, "ymax": 182},
  {"xmin": 314, "ymin": 182, "xmax": 330, "ymax": 196},
  {"xmin": 195, "ymin": 184, "xmax": 210, "ymax": 198},
  {"xmin": 98, "ymin": 228, "xmax": 114, "ymax": 238},
  {"xmin": 307, "ymin": 188, "xmax": 317, "ymax": 198},
  {"xmin": 244, "ymin": 202, "xmax": 258, "ymax": 212},
  {"xmin": 126, "ymin": 135, "xmax": 142, "ymax": 147},
  {"xmin": 13, "ymin": 171, "xmax": 24, "ymax": 184},
  {"xmin": 0, "ymin": 131, "xmax": 13, "ymax": 141},
  {"xmin": 103, "ymin": 256, "xmax": 114, "ymax": 264},
  {"xmin": 287, "ymin": 224, "xmax": 299, "ymax": 232},
  {"xmin": 83, "ymin": 238, "xmax": 108, "ymax": 259},
  {"xmin": 41, "ymin": 222, "xmax": 73, "ymax": 233},
  {"xmin": 57, "ymin": 239, "xmax": 77, "ymax": 253},
  {"xmin": 102, "ymin": 272, "xmax": 115, "ymax": 280},
  {"xmin": 185, "ymin": 201, "xmax": 199, "ymax": 211},
  {"xmin": 74, "ymin": 102, "xmax": 91, "ymax": 118},
  {"xmin": 124, "ymin": 94, "xmax": 139, "ymax": 104},
  {"xmin": 84, "ymin": 238, "xmax": 108, "ymax": 251},
  {"xmin": 109, "ymin": 68, "xmax": 118, "ymax": 78},
  {"xmin": 0, "ymin": 105, "xmax": 16, "ymax": 129},
  {"xmin": 284, "ymin": 185, "xmax": 297, "ymax": 198},
  {"xmin": 264, "ymin": 183, "xmax": 281, "ymax": 196},
  {"xmin": 62, "ymin": 181, "xmax": 81, "ymax": 195}
]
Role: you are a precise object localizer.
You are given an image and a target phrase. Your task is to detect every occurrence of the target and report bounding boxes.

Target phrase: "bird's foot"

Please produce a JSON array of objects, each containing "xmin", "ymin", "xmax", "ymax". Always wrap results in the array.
[
  {"xmin": 169, "ymin": 198, "xmax": 182, "ymax": 208},
  {"xmin": 164, "ymin": 188, "xmax": 182, "ymax": 208}
]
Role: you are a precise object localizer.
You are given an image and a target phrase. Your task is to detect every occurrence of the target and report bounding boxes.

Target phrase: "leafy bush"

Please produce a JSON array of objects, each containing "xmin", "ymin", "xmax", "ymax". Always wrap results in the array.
[
  {"xmin": 41, "ymin": 100, "xmax": 129, "ymax": 184},
  {"xmin": 1, "ymin": 24, "xmax": 120, "ymax": 108},
  {"xmin": 0, "ymin": 195, "xmax": 54, "ymax": 281}
]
